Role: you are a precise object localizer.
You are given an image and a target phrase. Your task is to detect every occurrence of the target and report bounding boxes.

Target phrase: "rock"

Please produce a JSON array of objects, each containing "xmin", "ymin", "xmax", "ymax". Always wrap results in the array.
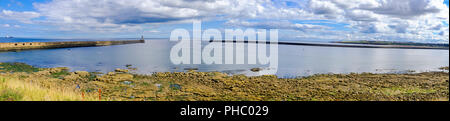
[
  {"xmin": 115, "ymin": 68, "xmax": 129, "ymax": 73},
  {"xmin": 63, "ymin": 73, "xmax": 79, "ymax": 81},
  {"xmin": 49, "ymin": 67, "xmax": 69, "ymax": 73},
  {"xmin": 184, "ymin": 68, "xmax": 198, "ymax": 71},
  {"xmin": 127, "ymin": 67, "xmax": 138, "ymax": 71},
  {"xmin": 74, "ymin": 71, "xmax": 90, "ymax": 77},
  {"xmin": 250, "ymin": 68, "xmax": 262, "ymax": 72},
  {"xmin": 34, "ymin": 70, "xmax": 50, "ymax": 76},
  {"xmin": 114, "ymin": 73, "xmax": 133, "ymax": 81},
  {"xmin": 107, "ymin": 72, "xmax": 116, "ymax": 75},
  {"xmin": 96, "ymin": 73, "xmax": 133, "ymax": 83}
]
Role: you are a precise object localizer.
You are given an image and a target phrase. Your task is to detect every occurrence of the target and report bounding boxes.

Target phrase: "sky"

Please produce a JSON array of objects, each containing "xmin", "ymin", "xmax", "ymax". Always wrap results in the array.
[{"xmin": 0, "ymin": 0, "xmax": 449, "ymax": 43}]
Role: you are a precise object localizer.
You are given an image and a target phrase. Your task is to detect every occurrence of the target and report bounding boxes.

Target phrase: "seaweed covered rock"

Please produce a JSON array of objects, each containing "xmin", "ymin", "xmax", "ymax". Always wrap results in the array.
[
  {"xmin": 74, "ymin": 71, "xmax": 90, "ymax": 77},
  {"xmin": 48, "ymin": 67, "xmax": 69, "ymax": 74},
  {"xmin": 250, "ymin": 68, "xmax": 262, "ymax": 72},
  {"xmin": 96, "ymin": 73, "xmax": 133, "ymax": 83},
  {"xmin": 114, "ymin": 68, "xmax": 129, "ymax": 73},
  {"xmin": 34, "ymin": 70, "xmax": 51, "ymax": 76},
  {"xmin": 63, "ymin": 73, "xmax": 79, "ymax": 81},
  {"xmin": 62, "ymin": 71, "xmax": 92, "ymax": 82}
]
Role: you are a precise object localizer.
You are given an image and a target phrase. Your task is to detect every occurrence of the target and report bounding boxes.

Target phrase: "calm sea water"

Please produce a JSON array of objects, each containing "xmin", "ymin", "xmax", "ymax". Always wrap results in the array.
[{"xmin": 1, "ymin": 38, "xmax": 448, "ymax": 77}]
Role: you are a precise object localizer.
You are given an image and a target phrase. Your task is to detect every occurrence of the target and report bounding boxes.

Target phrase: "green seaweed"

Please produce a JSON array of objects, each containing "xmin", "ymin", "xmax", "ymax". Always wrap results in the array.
[{"xmin": 0, "ymin": 62, "xmax": 40, "ymax": 73}]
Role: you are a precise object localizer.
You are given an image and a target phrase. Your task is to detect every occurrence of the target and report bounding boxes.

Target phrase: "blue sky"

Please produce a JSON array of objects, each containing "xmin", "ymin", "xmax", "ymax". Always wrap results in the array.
[{"xmin": 0, "ymin": 0, "xmax": 449, "ymax": 43}]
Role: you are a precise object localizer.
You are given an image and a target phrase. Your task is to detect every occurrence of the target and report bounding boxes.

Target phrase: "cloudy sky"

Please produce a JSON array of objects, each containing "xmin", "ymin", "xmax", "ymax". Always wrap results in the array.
[{"xmin": 0, "ymin": 0, "xmax": 449, "ymax": 43}]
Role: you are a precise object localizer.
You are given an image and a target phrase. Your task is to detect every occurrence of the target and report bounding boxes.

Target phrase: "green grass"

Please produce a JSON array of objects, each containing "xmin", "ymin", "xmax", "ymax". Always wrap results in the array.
[
  {"xmin": 0, "ymin": 78, "xmax": 24, "ymax": 101},
  {"xmin": 0, "ymin": 77, "xmax": 100, "ymax": 101},
  {"xmin": 0, "ymin": 87, "xmax": 23, "ymax": 101},
  {"xmin": 0, "ymin": 62, "xmax": 40, "ymax": 73},
  {"xmin": 0, "ymin": 89, "xmax": 24, "ymax": 101}
]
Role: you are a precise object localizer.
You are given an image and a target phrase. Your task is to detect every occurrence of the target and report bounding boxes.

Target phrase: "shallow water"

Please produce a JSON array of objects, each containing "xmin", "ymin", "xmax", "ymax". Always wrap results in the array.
[{"xmin": 1, "ymin": 38, "xmax": 448, "ymax": 77}]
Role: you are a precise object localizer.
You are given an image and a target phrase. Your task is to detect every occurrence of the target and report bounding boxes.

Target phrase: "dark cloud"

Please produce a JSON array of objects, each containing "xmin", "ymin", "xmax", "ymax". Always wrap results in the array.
[{"xmin": 365, "ymin": 0, "xmax": 441, "ymax": 18}]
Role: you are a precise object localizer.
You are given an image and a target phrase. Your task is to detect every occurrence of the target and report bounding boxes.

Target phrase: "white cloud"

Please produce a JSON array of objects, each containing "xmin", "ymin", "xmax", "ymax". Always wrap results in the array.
[
  {"xmin": 27, "ymin": 0, "xmax": 319, "ymax": 32},
  {"xmin": 345, "ymin": 9, "xmax": 380, "ymax": 22},
  {"xmin": 145, "ymin": 30, "xmax": 160, "ymax": 33},
  {"xmin": 308, "ymin": 0, "xmax": 344, "ymax": 19},
  {"xmin": 305, "ymin": 0, "xmax": 449, "ymax": 42},
  {"xmin": 225, "ymin": 19, "xmax": 330, "ymax": 32},
  {"xmin": 0, "ymin": 10, "xmax": 40, "ymax": 24},
  {"xmin": 0, "ymin": 0, "xmax": 447, "ymax": 42},
  {"xmin": 1, "ymin": 24, "xmax": 21, "ymax": 28},
  {"xmin": 365, "ymin": 0, "xmax": 442, "ymax": 18}
]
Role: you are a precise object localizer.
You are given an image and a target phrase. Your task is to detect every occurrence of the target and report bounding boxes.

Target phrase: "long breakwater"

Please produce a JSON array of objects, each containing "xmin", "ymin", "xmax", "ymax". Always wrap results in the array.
[
  {"xmin": 209, "ymin": 40, "xmax": 449, "ymax": 50},
  {"xmin": 0, "ymin": 39, "xmax": 145, "ymax": 51}
]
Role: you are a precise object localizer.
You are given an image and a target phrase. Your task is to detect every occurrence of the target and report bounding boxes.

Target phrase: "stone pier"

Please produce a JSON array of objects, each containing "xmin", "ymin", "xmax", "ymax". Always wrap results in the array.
[{"xmin": 0, "ymin": 39, "xmax": 145, "ymax": 51}]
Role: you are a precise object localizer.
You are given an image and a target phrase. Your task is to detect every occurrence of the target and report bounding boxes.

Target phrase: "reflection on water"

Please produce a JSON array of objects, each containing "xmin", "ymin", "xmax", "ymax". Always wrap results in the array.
[{"xmin": 0, "ymin": 38, "xmax": 448, "ymax": 77}]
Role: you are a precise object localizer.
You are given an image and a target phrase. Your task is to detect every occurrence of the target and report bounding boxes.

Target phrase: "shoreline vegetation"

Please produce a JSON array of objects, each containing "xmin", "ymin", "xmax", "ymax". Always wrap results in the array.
[{"xmin": 0, "ymin": 62, "xmax": 448, "ymax": 101}]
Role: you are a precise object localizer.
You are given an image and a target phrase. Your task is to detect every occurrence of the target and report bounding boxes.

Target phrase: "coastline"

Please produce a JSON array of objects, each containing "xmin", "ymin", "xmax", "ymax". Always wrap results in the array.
[
  {"xmin": 210, "ymin": 40, "xmax": 450, "ymax": 50},
  {"xmin": 1, "ymin": 62, "xmax": 448, "ymax": 101}
]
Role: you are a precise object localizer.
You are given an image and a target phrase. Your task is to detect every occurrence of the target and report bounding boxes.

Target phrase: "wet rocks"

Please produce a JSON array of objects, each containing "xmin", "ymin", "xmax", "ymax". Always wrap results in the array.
[
  {"xmin": 48, "ymin": 67, "xmax": 69, "ymax": 74},
  {"xmin": 62, "ymin": 71, "xmax": 91, "ymax": 81},
  {"xmin": 250, "ymin": 68, "xmax": 262, "ymax": 72},
  {"xmin": 34, "ymin": 70, "xmax": 51, "ymax": 76},
  {"xmin": 74, "ymin": 71, "xmax": 90, "ymax": 77},
  {"xmin": 184, "ymin": 68, "xmax": 198, "ymax": 71},
  {"xmin": 96, "ymin": 73, "xmax": 133, "ymax": 83},
  {"xmin": 63, "ymin": 74, "xmax": 79, "ymax": 81},
  {"xmin": 114, "ymin": 68, "xmax": 129, "ymax": 73}
]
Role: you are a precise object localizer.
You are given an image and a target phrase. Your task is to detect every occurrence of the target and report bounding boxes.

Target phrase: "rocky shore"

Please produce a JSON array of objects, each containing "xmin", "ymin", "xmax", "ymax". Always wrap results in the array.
[{"xmin": 0, "ymin": 62, "xmax": 448, "ymax": 101}]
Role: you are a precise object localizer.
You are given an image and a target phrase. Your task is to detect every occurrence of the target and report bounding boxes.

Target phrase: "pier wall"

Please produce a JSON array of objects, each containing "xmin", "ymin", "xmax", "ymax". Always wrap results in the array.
[{"xmin": 0, "ymin": 40, "xmax": 145, "ymax": 51}]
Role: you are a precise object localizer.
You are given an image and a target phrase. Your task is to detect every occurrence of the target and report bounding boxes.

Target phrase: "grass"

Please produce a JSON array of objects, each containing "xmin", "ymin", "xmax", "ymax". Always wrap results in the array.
[
  {"xmin": 0, "ymin": 77, "xmax": 99, "ymax": 101},
  {"xmin": 0, "ymin": 62, "xmax": 40, "ymax": 73},
  {"xmin": 0, "ymin": 78, "xmax": 23, "ymax": 101}
]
